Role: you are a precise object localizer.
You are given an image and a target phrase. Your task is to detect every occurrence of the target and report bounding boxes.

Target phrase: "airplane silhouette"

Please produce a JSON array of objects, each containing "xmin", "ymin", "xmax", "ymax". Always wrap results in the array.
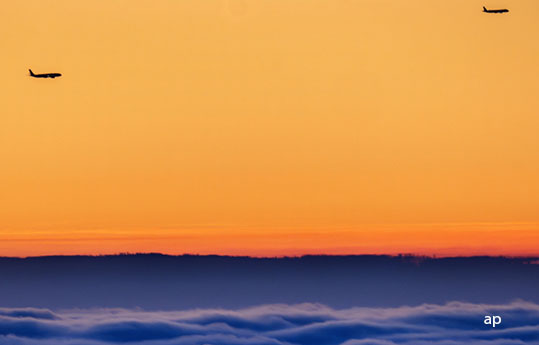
[
  {"xmin": 483, "ymin": 6, "xmax": 509, "ymax": 13},
  {"xmin": 29, "ymin": 69, "xmax": 62, "ymax": 78}
]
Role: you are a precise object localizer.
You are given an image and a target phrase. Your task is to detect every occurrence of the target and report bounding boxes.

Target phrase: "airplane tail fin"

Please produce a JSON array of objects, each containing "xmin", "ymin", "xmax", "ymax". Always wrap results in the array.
[
  {"xmin": 29, "ymin": 69, "xmax": 35, "ymax": 76},
  {"xmin": 483, "ymin": 6, "xmax": 487, "ymax": 11}
]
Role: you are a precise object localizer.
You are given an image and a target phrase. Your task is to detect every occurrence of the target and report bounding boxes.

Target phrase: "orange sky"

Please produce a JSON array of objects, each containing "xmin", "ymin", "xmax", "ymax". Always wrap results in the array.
[{"xmin": 1, "ymin": 0, "xmax": 538, "ymax": 257}]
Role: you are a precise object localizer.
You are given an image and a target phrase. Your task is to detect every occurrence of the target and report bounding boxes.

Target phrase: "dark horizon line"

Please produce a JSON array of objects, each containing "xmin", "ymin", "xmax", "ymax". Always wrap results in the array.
[
  {"xmin": 2, "ymin": 252, "xmax": 538, "ymax": 260},
  {"xmin": 2, "ymin": 252, "xmax": 537, "ymax": 309}
]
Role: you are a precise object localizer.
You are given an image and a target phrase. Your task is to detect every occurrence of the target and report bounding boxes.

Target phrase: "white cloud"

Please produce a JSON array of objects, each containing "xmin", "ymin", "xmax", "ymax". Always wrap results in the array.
[{"xmin": 0, "ymin": 301, "xmax": 538, "ymax": 345}]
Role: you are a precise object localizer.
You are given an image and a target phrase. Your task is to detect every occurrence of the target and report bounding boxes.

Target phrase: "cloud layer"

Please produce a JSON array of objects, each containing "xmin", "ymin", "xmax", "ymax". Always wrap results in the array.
[{"xmin": 0, "ymin": 302, "xmax": 538, "ymax": 345}]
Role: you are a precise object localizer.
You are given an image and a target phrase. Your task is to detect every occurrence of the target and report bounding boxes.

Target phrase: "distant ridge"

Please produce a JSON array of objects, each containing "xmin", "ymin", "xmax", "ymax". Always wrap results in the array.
[
  {"xmin": 0, "ymin": 254, "xmax": 537, "ymax": 309},
  {"xmin": 2, "ymin": 253, "xmax": 538, "ymax": 259}
]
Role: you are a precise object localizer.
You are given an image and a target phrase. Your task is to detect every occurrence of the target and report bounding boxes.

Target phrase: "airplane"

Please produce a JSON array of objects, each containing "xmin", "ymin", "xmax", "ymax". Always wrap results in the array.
[
  {"xmin": 483, "ymin": 6, "xmax": 509, "ymax": 13},
  {"xmin": 29, "ymin": 69, "xmax": 62, "ymax": 78}
]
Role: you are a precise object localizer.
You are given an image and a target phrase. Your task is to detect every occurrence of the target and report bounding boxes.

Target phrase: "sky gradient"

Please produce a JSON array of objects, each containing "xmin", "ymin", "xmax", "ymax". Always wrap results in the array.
[{"xmin": 1, "ymin": 0, "xmax": 539, "ymax": 257}]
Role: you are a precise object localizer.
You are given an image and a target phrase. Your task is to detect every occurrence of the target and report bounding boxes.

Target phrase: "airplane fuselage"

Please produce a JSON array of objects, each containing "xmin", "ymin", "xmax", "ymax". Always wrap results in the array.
[
  {"xmin": 31, "ymin": 73, "xmax": 61, "ymax": 78},
  {"xmin": 29, "ymin": 69, "xmax": 62, "ymax": 78},
  {"xmin": 483, "ymin": 7, "xmax": 509, "ymax": 13}
]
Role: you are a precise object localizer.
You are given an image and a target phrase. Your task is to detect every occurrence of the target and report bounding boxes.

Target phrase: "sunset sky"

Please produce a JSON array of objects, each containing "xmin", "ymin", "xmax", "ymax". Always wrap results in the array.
[{"xmin": 1, "ymin": 0, "xmax": 538, "ymax": 257}]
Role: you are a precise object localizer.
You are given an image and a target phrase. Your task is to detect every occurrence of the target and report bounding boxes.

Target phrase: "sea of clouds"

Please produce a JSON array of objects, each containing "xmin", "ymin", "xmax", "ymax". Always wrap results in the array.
[{"xmin": 0, "ymin": 301, "xmax": 538, "ymax": 345}]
